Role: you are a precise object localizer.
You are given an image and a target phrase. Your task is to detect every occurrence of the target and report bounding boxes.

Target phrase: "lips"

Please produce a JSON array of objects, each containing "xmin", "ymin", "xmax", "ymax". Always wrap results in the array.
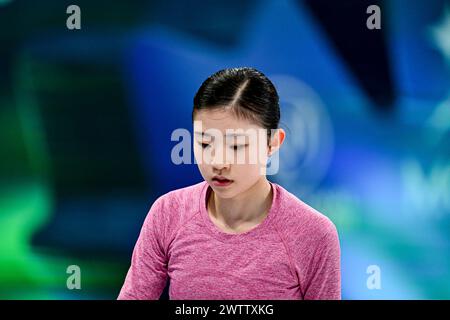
[
  {"xmin": 212, "ymin": 176, "xmax": 233, "ymax": 187},
  {"xmin": 213, "ymin": 176, "xmax": 231, "ymax": 182}
]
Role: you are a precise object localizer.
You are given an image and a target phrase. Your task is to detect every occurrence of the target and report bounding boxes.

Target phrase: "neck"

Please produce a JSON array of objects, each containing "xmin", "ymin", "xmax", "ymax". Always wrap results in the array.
[{"xmin": 208, "ymin": 177, "xmax": 273, "ymax": 232}]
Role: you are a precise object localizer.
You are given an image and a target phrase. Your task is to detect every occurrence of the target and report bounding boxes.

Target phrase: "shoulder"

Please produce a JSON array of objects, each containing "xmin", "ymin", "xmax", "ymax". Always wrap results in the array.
[
  {"xmin": 154, "ymin": 181, "xmax": 206, "ymax": 211},
  {"xmin": 272, "ymin": 183, "xmax": 338, "ymax": 243},
  {"xmin": 144, "ymin": 180, "xmax": 207, "ymax": 235}
]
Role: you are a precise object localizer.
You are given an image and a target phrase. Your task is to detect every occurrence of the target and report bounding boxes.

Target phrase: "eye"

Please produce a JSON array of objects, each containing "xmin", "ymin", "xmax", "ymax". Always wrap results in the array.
[
  {"xmin": 231, "ymin": 144, "xmax": 247, "ymax": 151},
  {"xmin": 199, "ymin": 142, "xmax": 211, "ymax": 149}
]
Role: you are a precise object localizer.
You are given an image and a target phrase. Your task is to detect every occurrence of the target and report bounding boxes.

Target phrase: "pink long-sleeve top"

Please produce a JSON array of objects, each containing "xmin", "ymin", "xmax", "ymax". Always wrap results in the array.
[{"xmin": 118, "ymin": 180, "xmax": 341, "ymax": 300}]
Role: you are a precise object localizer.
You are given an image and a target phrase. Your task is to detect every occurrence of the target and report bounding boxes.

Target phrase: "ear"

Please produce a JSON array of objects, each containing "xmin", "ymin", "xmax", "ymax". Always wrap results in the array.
[{"xmin": 268, "ymin": 128, "xmax": 286, "ymax": 156}]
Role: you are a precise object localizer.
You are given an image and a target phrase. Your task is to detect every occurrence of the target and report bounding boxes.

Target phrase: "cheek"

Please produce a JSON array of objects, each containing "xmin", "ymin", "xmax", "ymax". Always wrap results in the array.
[
  {"xmin": 193, "ymin": 145, "xmax": 207, "ymax": 164},
  {"xmin": 196, "ymin": 162, "xmax": 209, "ymax": 174},
  {"xmin": 246, "ymin": 143, "xmax": 269, "ymax": 164},
  {"xmin": 238, "ymin": 147, "xmax": 269, "ymax": 177},
  {"xmin": 235, "ymin": 162, "xmax": 263, "ymax": 179}
]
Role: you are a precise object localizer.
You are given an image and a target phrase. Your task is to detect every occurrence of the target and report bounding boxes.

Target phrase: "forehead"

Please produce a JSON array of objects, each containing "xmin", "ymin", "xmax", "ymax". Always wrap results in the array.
[{"xmin": 193, "ymin": 109, "xmax": 261, "ymax": 131}]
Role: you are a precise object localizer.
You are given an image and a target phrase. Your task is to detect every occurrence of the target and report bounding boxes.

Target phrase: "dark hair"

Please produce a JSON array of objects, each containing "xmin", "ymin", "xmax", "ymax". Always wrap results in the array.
[{"xmin": 192, "ymin": 67, "xmax": 280, "ymax": 143}]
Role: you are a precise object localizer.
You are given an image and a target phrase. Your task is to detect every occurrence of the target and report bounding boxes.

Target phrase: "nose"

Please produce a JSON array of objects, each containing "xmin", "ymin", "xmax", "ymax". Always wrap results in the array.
[
  {"xmin": 210, "ymin": 148, "xmax": 230, "ymax": 170},
  {"xmin": 211, "ymin": 162, "xmax": 230, "ymax": 171}
]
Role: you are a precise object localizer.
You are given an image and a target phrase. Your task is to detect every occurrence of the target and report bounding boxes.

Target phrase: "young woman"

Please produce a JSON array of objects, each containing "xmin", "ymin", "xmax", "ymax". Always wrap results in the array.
[{"xmin": 118, "ymin": 67, "xmax": 341, "ymax": 300}]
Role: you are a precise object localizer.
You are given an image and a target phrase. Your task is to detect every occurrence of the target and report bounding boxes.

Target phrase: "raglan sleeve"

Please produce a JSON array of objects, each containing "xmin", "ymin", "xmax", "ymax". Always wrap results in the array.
[
  {"xmin": 117, "ymin": 196, "xmax": 169, "ymax": 300},
  {"xmin": 303, "ymin": 223, "xmax": 341, "ymax": 300}
]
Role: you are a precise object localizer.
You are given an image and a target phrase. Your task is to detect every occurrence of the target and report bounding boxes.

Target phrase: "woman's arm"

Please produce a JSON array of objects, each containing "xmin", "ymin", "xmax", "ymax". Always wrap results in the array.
[
  {"xmin": 303, "ymin": 226, "xmax": 341, "ymax": 300},
  {"xmin": 118, "ymin": 198, "xmax": 169, "ymax": 300}
]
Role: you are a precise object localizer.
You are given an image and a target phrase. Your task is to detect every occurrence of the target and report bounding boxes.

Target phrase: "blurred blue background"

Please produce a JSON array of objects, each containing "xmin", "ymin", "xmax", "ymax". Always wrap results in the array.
[{"xmin": 0, "ymin": 0, "xmax": 449, "ymax": 299}]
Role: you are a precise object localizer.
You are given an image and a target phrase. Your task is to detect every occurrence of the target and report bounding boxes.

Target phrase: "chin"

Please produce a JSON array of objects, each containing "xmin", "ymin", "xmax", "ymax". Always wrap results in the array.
[{"xmin": 210, "ymin": 185, "xmax": 237, "ymax": 198}]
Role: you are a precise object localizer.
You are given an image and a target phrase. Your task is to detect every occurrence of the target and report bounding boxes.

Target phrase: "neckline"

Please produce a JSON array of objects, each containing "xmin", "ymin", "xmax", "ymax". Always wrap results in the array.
[{"xmin": 199, "ymin": 180, "xmax": 279, "ymax": 243}]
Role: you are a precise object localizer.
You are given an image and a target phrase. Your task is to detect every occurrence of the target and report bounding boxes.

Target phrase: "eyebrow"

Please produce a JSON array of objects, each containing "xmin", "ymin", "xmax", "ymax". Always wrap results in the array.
[{"xmin": 194, "ymin": 131, "xmax": 249, "ymax": 138}]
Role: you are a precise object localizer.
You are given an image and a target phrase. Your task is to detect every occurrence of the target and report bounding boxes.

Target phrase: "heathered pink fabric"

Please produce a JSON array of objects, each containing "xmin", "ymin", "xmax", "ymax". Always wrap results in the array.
[{"xmin": 118, "ymin": 180, "xmax": 341, "ymax": 300}]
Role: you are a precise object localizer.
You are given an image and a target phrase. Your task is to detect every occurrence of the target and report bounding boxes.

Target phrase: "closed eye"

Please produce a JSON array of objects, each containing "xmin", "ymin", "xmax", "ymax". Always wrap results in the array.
[
  {"xmin": 231, "ymin": 144, "xmax": 247, "ymax": 151},
  {"xmin": 197, "ymin": 142, "xmax": 247, "ymax": 150}
]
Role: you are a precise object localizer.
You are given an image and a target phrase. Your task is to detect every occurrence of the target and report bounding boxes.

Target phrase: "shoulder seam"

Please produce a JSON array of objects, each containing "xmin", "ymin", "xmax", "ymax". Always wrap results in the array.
[
  {"xmin": 165, "ymin": 208, "xmax": 202, "ymax": 252},
  {"xmin": 158, "ymin": 183, "xmax": 205, "ymax": 251}
]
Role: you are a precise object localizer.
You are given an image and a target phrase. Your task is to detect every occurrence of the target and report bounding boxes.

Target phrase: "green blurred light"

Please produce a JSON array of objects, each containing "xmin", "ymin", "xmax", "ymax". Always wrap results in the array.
[{"xmin": 0, "ymin": 53, "xmax": 126, "ymax": 299}]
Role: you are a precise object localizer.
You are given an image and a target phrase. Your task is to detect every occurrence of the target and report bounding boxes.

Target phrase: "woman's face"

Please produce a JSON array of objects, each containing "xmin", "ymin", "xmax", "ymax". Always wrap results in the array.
[{"xmin": 193, "ymin": 108, "xmax": 271, "ymax": 199}]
